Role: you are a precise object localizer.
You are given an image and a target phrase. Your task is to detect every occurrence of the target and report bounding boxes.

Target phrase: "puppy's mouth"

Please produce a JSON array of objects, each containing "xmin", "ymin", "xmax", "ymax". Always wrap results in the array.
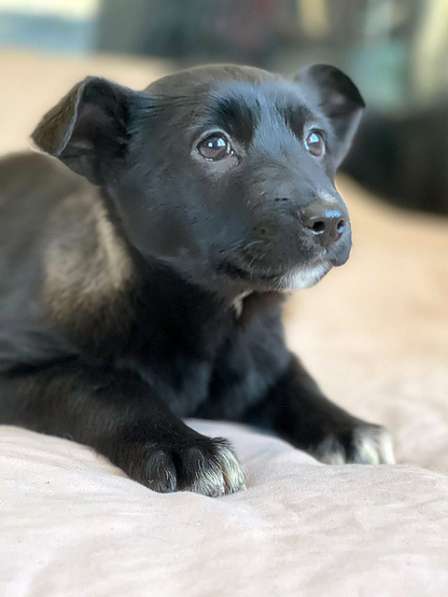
[{"xmin": 218, "ymin": 259, "xmax": 332, "ymax": 291}]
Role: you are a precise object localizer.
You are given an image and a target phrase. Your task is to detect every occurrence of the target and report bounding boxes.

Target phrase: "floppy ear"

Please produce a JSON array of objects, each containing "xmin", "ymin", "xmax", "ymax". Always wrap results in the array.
[
  {"xmin": 32, "ymin": 77, "xmax": 136, "ymax": 184},
  {"xmin": 295, "ymin": 64, "xmax": 365, "ymax": 167}
]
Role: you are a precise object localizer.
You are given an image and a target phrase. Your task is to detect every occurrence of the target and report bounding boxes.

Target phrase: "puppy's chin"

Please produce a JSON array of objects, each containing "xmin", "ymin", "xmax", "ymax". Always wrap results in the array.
[
  {"xmin": 213, "ymin": 258, "xmax": 332, "ymax": 294},
  {"xmin": 275, "ymin": 262, "xmax": 332, "ymax": 291}
]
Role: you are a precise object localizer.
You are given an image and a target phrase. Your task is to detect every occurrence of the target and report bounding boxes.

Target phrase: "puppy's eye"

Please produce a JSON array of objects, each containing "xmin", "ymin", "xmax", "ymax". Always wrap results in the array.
[
  {"xmin": 304, "ymin": 130, "xmax": 325, "ymax": 158},
  {"xmin": 197, "ymin": 134, "xmax": 233, "ymax": 161}
]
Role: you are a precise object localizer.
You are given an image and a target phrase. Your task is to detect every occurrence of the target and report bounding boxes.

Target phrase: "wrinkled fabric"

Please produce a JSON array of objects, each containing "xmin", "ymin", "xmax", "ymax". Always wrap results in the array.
[{"xmin": 1, "ymin": 422, "xmax": 448, "ymax": 597}]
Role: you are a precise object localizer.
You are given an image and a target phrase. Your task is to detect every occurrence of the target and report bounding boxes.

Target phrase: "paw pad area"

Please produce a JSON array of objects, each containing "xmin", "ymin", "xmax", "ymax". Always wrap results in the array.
[
  {"xmin": 135, "ymin": 438, "xmax": 246, "ymax": 497},
  {"xmin": 313, "ymin": 425, "xmax": 395, "ymax": 465}
]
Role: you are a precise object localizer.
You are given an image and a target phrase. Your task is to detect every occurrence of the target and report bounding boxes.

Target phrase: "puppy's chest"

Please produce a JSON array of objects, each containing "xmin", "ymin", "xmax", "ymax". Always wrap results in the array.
[
  {"xmin": 154, "ymin": 358, "xmax": 212, "ymax": 417},
  {"xmin": 138, "ymin": 344, "xmax": 251, "ymax": 418},
  {"xmin": 130, "ymin": 311, "xmax": 288, "ymax": 419},
  {"xmin": 129, "ymin": 328, "xmax": 233, "ymax": 418}
]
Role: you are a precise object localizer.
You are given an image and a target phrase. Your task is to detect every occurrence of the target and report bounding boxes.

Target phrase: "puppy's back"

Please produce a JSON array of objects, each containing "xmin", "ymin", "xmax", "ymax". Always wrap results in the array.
[{"xmin": 0, "ymin": 152, "xmax": 132, "ymax": 370}]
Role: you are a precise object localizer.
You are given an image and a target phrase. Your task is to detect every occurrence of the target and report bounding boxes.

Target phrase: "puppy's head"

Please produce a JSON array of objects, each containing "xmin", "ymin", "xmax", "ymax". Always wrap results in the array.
[{"xmin": 32, "ymin": 64, "xmax": 364, "ymax": 294}]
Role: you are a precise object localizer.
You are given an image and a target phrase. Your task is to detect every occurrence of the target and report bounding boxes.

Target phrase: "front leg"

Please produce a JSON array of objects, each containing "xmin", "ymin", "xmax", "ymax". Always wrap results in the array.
[
  {"xmin": 244, "ymin": 355, "xmax": 395, "ymax": 464},
  {"xmin": 0, "ymin": 363, "xmax": 245, "ymax": 496}
]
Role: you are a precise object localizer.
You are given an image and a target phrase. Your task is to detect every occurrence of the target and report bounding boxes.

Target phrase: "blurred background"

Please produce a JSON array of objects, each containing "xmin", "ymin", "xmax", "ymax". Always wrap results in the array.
[
  {"xmin": 1, "ymin": 0, "xmax": 447, "ymax": 102},
  {"xmin": 0, "ymin": 0, "xmax": 447, "ymax": 214}
]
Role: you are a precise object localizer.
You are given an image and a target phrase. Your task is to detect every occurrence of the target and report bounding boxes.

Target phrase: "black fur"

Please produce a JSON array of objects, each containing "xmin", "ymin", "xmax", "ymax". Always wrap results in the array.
[{"xmin": 0, "ymin": 64, "xmax": 392, "ymax": 496}]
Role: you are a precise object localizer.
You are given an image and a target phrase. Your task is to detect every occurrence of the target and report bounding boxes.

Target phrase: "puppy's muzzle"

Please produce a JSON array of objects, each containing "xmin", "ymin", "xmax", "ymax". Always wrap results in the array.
[{"xmin": 300, "ymin": 199, "xmax": 351, "ymax": 266}]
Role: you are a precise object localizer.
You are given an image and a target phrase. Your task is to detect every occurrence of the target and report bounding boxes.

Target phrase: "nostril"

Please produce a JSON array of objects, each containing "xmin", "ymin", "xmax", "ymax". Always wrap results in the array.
[
  {"xmin": 275, "ymin": 197, "xmax": 289, "ymax": 203},
  {"xmin": 336, "ymin": 218, "xmax": 345, "ymax": 233},
  {"xmin": 311, "ymin": 220, "xmax": 326, "ymax": 234}
]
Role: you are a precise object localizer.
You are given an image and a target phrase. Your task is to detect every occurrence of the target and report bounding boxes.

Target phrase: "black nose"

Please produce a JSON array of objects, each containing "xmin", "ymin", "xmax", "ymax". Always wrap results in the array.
[{"xmin": 301, "ymin": 205, "xmax": 347, "ymax": 247}]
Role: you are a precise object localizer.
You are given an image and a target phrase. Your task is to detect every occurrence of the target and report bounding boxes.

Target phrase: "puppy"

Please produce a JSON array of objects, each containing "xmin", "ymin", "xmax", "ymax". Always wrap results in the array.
[{"xmin": 0, "ymin": 64, "xmax": 394, "ymax": 497}]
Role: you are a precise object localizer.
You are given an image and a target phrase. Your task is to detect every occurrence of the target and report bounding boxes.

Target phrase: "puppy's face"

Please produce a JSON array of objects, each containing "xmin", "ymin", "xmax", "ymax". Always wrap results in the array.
[{"xmin": 33, "ymin": 64, "xmax": 364, "ymax": 294}]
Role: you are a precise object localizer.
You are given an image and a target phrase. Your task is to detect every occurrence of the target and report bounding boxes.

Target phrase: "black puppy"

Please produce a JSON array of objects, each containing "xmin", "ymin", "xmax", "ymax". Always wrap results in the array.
[{"xmin": 0, "ymin": 64, "xmax": 394, "ymax": 496}]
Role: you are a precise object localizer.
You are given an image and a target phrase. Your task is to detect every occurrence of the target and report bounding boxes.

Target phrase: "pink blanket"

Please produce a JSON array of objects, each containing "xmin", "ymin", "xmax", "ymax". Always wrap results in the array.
[{"xmin": 1, "ymin": 421, "xmax": 448, "ymax": 597}]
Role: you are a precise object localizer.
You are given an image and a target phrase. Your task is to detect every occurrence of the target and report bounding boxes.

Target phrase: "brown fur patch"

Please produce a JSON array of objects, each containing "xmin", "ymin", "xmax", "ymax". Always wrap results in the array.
[{"xmin": 43, "ymin": 187, "xmax": 133, "ymax": 332}]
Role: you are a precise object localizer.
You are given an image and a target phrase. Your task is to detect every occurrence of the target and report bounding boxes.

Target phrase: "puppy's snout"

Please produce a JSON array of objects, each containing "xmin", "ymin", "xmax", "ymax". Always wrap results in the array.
[{"xmin": 301, "ymin": 204, "xmax": 348, "ymax": 248}]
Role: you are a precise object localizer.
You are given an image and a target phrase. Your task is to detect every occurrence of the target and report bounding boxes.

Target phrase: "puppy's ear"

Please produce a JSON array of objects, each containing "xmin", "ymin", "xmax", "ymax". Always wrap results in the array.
[
  {"xmin": 295, "ymin": 64, "xmax": 365, "ymax": 167},
  {"xmin": 32, "ymin": 77, "xmax": 137, "ymax": 184}
]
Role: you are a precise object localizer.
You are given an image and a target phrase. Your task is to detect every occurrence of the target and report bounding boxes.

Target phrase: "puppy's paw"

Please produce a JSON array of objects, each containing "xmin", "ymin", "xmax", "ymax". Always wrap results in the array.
[
  {"xmin": 125, "ymin": 437, "xmax": 246, "ymax": 497},
  {"xmin": 313, "ymin": 424, "xmax": 395, "ymax": 465}
]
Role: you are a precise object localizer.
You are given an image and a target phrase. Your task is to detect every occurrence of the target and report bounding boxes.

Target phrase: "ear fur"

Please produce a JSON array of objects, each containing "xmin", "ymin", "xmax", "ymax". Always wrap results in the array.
[
  {"xmin": 295, "ymin": 64, "xmax": 365, "ymax": 167},
  {"xmin": 32, "ymin": 77, "xmax": 135, "ymax": 183}
]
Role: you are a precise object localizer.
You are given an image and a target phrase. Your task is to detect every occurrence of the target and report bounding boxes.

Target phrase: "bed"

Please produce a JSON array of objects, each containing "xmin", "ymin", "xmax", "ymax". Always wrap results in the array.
[{"xmin": 1, "ymin": 52, "xmax": 448, "ymax": 597}]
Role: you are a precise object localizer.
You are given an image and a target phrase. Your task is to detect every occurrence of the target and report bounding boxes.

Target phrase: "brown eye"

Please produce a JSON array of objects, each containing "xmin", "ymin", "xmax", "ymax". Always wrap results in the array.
[
  {"xmin": 197, "ymin": 133, "xmax": 232, "ymax": 161},
  {"xmin": 305, "ymin": 130, "xmax": 325, "ymax": 157}
]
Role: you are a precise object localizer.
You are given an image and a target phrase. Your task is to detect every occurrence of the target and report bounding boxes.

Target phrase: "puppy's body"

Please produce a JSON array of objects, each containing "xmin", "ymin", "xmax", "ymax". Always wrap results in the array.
[
  {"xmin": 0, "ymin": 65, "xmax": 394, "ymax": 496},
  {"xmin": 0, "ymin": 153, "xmax": 80, "ymax": 371},
  {"xmin": 0, "ymin": 152, "xmax": 284, "ymax": 407}
]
